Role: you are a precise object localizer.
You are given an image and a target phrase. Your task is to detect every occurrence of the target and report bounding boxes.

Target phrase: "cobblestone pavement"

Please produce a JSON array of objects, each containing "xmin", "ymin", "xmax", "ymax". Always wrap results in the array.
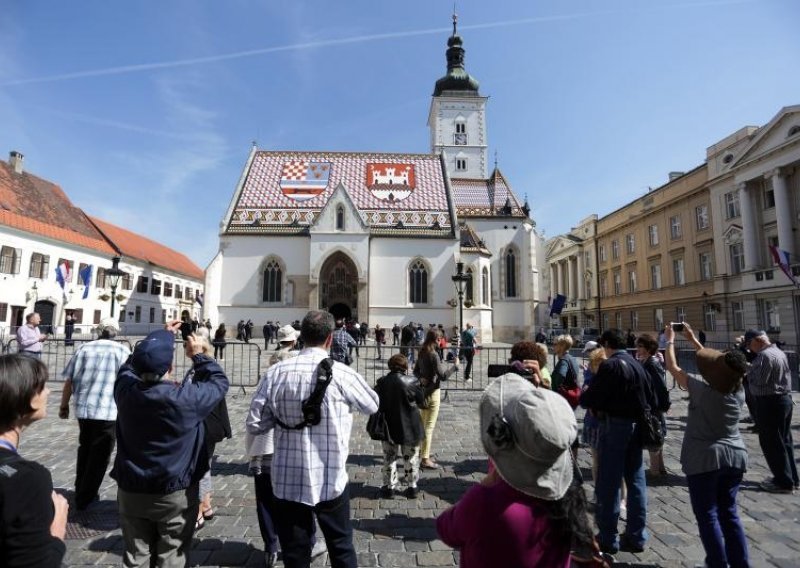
[{"xmin": 21, "ymin": 357, "xmax": 800, "ymax": 568}]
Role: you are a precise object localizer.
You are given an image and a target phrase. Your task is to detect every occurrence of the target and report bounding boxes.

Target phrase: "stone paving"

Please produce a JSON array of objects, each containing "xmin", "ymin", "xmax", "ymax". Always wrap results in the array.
[{"xmin": 19, "ymin": 355, "xmax": 800, "ymax": 567}]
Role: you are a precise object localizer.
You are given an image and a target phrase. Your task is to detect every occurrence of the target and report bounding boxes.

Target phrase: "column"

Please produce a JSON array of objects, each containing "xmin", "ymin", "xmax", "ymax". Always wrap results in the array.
[
  {"xmin": 565, "ymin": 258, "xmax": 573, "ymax": 301},
  {"xmin": 550, "ymin": 264, "xmax": 558, "ymax": 296},
  {"xmin": 557, "ymin": 261, "xmax": 564, "ymax": 298},
  {"xmin": 577, "ymin": 251, "xmax": 585, "ymax": 300},
  {"xmin": 770, "ymin": 169, "xmax": 796, "ymax": 257},
  {"xmin": 737, "ymin": 182, "xmax": 759, "ymax": 270}
]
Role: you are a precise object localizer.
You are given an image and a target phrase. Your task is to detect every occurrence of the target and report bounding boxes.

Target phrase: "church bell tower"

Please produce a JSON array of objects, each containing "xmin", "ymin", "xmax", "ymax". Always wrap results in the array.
[{"xmin": 428, "ymin": 14, "xmax": 489, "ymax": 180}]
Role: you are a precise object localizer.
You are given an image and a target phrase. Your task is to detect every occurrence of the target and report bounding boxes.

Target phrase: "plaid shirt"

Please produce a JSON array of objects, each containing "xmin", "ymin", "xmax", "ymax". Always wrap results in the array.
[
  {"xmin": 62, "ymin": 339, "xmax": 131, "ymax": 421},
  {"xmin": 330, "ymin": 328, "xmax": 356, "ymax": 362},
  {"xmin": 246, "ymin": 347, "xmax": 378, "ymax": 506},
  {"xmin": 747, "ymin": 343, "xmax": 792, "ymax": 397}
]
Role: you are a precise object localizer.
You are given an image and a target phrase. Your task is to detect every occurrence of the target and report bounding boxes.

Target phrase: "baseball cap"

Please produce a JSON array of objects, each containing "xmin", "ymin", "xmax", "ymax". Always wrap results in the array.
[
  {"xmin": 581, "ymin": 340, "xmax": 599, "ymax": 354},
  {"xmin": 131, "ymin": 329, "xmax": 175, "ymax": 376}
]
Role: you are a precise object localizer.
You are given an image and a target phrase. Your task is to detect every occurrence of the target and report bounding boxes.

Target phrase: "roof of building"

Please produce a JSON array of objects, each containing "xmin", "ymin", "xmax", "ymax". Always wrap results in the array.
[
  {"xmin": 89, "ymin": 216, "xmax": 204, "ymax": 281},
  {"xmin": 433, "ymin": 17, "xmax": 480, "ymax": 97},
  {"xmin": 450, "ymin": 167, "xmax": 528, "ymax": 218},
  {"xmin": 0, "ymin": 209, "xmax": 116, "ymax": 255},
  {"xmin": 226, "ymin": 150, "xmax": 455, "ymax": 236},
  {"xmin": 459, "ymin": 223, "xmax": 491, "ymax": 255}
]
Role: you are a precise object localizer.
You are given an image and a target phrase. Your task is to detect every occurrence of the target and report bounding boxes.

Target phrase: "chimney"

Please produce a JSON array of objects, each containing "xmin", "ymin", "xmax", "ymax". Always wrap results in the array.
[
  {"xmin": 668, "ymin": 171, "xmax": 684, "ymax": 182},
  {"xmin": 9, "ymin": 151, "xmax": 24, "ymax": 174}
]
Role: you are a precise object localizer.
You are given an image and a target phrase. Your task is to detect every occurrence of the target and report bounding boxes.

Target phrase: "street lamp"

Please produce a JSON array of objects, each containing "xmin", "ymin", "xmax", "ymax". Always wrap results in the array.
[
  {"xmin": 451, "ymin": 261, "xmax": 470, "ymax": 334},
  {"xmin": 106, "ymin": 256, "xmax": 126, "ymax": 318}
]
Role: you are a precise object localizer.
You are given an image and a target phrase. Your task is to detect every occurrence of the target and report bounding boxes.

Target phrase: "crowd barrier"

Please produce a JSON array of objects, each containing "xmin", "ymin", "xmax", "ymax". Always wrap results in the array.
[{"xmin": 3, "ymin": 338, "xmax": 134, "ymax": 381}]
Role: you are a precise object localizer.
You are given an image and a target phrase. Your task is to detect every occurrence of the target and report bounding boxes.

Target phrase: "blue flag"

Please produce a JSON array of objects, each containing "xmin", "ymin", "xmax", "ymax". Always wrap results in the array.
[
  {"xmin": 80, "ymin": 264, "xmax": 93, "ymax": 299},
  {"xmin": 549, "ymin": 293, "xmax": 567, "ymax": 317}
]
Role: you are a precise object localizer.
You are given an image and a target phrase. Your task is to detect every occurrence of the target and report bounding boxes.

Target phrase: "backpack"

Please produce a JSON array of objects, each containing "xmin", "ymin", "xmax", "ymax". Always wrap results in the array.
[{"xmin": 275, "ymin": 359, "xmax": 334, "ymax": 430}]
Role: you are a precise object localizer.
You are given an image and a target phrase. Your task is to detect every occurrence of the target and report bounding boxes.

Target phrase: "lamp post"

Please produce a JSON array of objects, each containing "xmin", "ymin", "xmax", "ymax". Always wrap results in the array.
[
  {"xmin": 106, "ymin": 256, "xmax": 125, "ymax": 318},
  {"xmin": 451, "ymin": 261, "xmax": 470, "ymax": 334}
]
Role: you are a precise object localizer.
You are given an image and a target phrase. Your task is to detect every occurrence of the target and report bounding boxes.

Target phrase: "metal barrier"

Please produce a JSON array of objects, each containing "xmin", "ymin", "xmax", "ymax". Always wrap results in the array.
[{"xmin": 3, "ymin": 338, "xmax": 134, "ymax": 381}]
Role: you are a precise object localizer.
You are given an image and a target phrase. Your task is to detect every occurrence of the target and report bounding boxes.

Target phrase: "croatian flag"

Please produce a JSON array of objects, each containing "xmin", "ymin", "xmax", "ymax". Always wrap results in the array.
[
  {"xmin": 79, "ymin": 264, "xmax": 93, "ymax": 299},
  {"xmin": 279, "ymin": 160, "xmax": 331, "ymax": 201},
  {"xmin": 55, "ymin": 261, "xmax": 71, "ymax": 290},
  {"xmin": 769, "ymin": 245, "xmax": 800, "ymax": 288}
]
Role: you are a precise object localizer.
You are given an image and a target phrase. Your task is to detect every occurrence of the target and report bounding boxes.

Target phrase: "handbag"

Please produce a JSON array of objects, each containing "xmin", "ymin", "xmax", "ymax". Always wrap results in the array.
[
  {"xmin": 366, "ymin": 411, "xmax": 391, "ymax": 442},
  {"xmin": 638, "ymin": 409, "xmax": 664, "ymax": 451},
  {"xmin": 558, "ymin": 384, "xmax": 581, "ymax": 409}
]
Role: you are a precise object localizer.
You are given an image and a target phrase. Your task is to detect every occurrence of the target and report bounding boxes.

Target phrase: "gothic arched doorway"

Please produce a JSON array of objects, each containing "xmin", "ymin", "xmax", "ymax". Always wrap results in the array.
[{"xmin": 319, "ymin": 252, "xmax": 359, "ymax": 320}]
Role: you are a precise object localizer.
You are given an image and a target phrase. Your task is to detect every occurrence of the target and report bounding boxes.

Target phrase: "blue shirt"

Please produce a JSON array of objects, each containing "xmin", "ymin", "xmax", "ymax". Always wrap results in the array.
[{"xmin": 62, "ymin": 339, "xmax": 131, "ymax": 421}]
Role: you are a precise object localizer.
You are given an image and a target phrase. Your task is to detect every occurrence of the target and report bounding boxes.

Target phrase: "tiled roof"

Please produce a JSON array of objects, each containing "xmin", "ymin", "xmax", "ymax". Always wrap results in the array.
[
  {"xmin": 89, "ymin": 217, "xmax": 204, "ymax": 281},
  {"xmin": 450, "ymin": 168, "xmax": 527, "ymax": 218},
  {"xmin": 0, "ymin": 160, "xmax": 114, "ymax": 246},
  {"xmin": 0, "ymin": 209, "xmax": 116, "ymax": 255},
  {"xmin": 227, "ymin": 151, "xmax": 454, "ymax": 234},
  {"xmin": 459, "ymin": 223, "xmax": 491, "ymax": 255}
]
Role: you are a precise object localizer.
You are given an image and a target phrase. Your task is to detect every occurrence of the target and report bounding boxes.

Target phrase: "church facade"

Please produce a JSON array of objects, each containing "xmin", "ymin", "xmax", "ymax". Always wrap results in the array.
[{"xmin": 205, "ymin": 20, "xmax": 546, "ymax": 342}]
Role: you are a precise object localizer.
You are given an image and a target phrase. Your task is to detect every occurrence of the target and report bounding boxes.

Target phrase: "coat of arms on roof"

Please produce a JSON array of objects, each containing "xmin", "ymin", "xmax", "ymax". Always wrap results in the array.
[
  {"xmin": 366, "ymin": 163, "xmax": 415, "ymax": 202},
  {"xmin": 279, "ymin": 160, "xmax": 331, "ymax": 201}
]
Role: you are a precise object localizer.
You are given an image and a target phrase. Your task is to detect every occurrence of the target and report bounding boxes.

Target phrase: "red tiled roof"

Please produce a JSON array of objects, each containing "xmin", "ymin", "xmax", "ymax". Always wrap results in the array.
[
  {"xmin": 0, "ymin": 209, "xmax": 116, "ymax": 255},
  {"xmin": 450, "ymin": 168, "xmax": 527, "ymax": 218},
  {"xmin": 228, "ymin": 150, "xmax": 454, "ymax": 234},
  {"xmin": 89, "ymin": 216, "xmax": 204, "ymax": 281}
]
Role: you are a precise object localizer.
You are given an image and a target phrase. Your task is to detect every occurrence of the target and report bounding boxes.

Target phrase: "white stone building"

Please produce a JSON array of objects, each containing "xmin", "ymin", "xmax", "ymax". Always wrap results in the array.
[{"xmin": 206, "ymin": 20, "xmax": 546, "ymax": 342}]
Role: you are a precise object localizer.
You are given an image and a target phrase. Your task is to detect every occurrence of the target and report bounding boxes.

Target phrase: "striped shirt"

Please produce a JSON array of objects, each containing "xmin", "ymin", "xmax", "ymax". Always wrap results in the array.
[
  {"xmin": 747, "ymin": 343, "xmax": 792, "ymax": 397},
  {"xmin": 330, "ymin": 328, "xmax": 356, "ymax": 363},
  {"xmin": 16, "ymin": 324, "xmax": 43, "ymax": 353},
  {"xmin": 61, "ymin": 339, "xmax": 131, "ymax": 421},
  {"xmin": 246, "ymin": 347, "xmax": 378, "ymax": 506}
]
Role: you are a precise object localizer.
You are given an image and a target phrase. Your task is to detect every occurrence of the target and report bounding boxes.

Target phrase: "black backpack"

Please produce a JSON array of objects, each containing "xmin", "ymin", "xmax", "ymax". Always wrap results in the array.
[{"xmin": 275, "ymin": 358, "xmax": 334, "ymax": 430}]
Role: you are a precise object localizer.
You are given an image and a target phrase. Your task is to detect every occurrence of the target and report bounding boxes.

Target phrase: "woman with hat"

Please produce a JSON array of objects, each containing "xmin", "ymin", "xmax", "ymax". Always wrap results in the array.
[
  {"xmin": 664, "ymin": 323, "xmax": 750, "ymax": 568},
  {"xmin": 436, "ymin": 374, "xmax": 602, "ymax": 567},
  {"xmin": 269, "ymin": 324, "xmax": 300, "ymax": 366}
]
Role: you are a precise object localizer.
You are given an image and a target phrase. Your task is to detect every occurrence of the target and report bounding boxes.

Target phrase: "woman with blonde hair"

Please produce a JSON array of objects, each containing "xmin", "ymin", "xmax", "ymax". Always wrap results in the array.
[
  {"xmin": 551, "ymin": 335, "xmax": 579, "ymax": 393},
  {"xmin": 415, "ymin": 329, "xmax": 458, "ymax": 469}
]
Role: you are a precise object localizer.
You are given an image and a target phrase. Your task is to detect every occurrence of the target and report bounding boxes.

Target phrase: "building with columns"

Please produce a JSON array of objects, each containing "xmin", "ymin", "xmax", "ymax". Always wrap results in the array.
[{"xmin": 205, "ymin": 18, "xmax": 547, "ymax": 342}]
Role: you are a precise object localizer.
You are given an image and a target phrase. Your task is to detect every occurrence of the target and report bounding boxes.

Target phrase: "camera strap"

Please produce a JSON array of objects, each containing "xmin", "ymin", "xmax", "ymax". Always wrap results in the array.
[{"xmin": 275, "ymin": 358, "xmax": 334, "ymax": 430}]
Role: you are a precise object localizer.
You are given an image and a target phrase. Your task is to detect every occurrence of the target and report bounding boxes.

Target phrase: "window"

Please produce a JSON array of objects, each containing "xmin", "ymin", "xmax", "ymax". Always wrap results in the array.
[
  {"xmin": 704, "ymin": 304, "xmax": 717, "ymax": 332},
  {"xmin": 162, "ymin": 309, "xmax": 167, "ymax": 324},
  {"xmin": 0, "ymin": 246, "xmax": 21, "ymax": 274},
  {"xmin": 454, "ymin": 121, "xmax": 467, "ymax": 145},
  {"xmin": 599, "ymin": 274, "xmax": 608, "ymax": 297},
  {"xmin": 119, "ymin": 308, "xmax": 126, "ymax": 323},
  {"xmin": 725, "ymin": 191, "xmax": 740, "ymax": 219},
  {"xmin": 648, "ymin": 225, "xmax": 659, "ymax": 246},
  {"xmin": 137, "ymin": 276, "xmax": 149, "ymax": 293},
  {"xmin": 175, "ymin": 284, "xmax": 182, "ymax": 298},
  {"xmin": 505, "ymin": 249, "xmax": 518, "ymax": 298},
  {"xmin": 626, "ymin": 234, "xmax": 635, "ymax": 254},
  {"xmin": 611, "ymin": 240, "xmax": 619, "ymax": 260},
  {"xmin": 0, "ymin": 303, "xmax": 7, "ymax": 322},
  {"xmin": 630, "ymin": 311, "xmax": 639, "ymax": 330},
  {"xmin": 764, "ymin": 188, "xmax": 775, "ymax": 209},
  {"xmin": 585, "ymin": 278, "xmax": 591, "ymax": 299},
  {"xmin": 163, "ymin": 282, "xmax": 173, "ymax": 297},
  {"xmin": 651, "ymin": 264, "xmax": 662, "ymax": 290},
  {"xmin": 57, "ymin": 259, "xmax": 73, "ymax": 282},
  {"xmin": 93, "ymin": 310, "xmax": 101, "ymax": 325},
  {"xmin": 584, "ymin": 250, "xmax": 591, "ymax": 266},
  {"xmin": 263, "ymin": 260, "xmax": 282, "ymax": 302},
  {"xmin": 615, "ymin": 313, "xmax": 623, "ymax": 330},
  {"xmin": 602, "ymin": 313, "xmax": 610, "ymax": 330},
  {"xmin": 150, "ymin": 278, "xmax": 162, "ymax": 295},
  {"xmin": 72, "ymin": 309, "xmax": 83, "ymax": 324},
  {"xmin": 673, "ymin": 258, "xmax": 685, "ymax": 285},
  {"xmin": 96, "ymin": 267, "xmax": 107, "ymax": 288},
  {"xmin": 482, "ymin": 267, "xmax": 489, "ymax": 306},
  {"xmin": 654, "ymin": 308, "xmax": 664, "ymax": 331},
  {"xmin": 455, "ymin": 122, "xmax": 466, "ymax": 133},
  {"xmin": 599, "ymin": 245, "xmax": 606, "ymax": 262},
  {"xmin": 121, "ymin": 272, "xmax": 133, "ymax": 290},
  {"xmin": 185, "ymin": 287, "xmax": 193, "ymax": 301},
  {"xmin": 335, "ymin": 205, "xmax": 345, "ymax": 230},
  {"xmin": 676, "ymin": 306, "xmax": 686, "ymax": 323},
  {"xmin": 695, "ymin": 205, "xmax": 709, "ymax": 230},
  {"xmin": 134, "ymin": 306, "xmax": 141, "ymax": 323},
  {"xmin": 409, "ymin": 260, "xmax": 428, "ymax": 304},
  {"xmin": 760, "ymin": 299, "xmax": 780, "ymax": 332},
  {"xmin": 669, "ymin": 216, "xmax": 682, "ymax": 240},
  {"xmin": 455, "ymin": 157, "xmax": 467, "ymax": 171},
  {"xmin": 628, "ymin": 269, "xmax": 637, "ymax": 293},
  {"xmin": 613, "ymin": 271, "xmax": 621, "ymax": 295},
  {"xmin": 767, "ymin": 235, "xmax": 779, "ymax": 249},
  {"xmin": 699, "ymin": 252, "xmax": 713, "ymax": 281},
  {"xmin": 465, "ymin": 268, "xmax": 474, "ymax": 304},
  {"xmin": 78, "ymin": 263, "xmax": 90, "ymax": 285},
  {"xmin": 731, "ymin": 301, "xmax": 744, "ymax": 331},
  {"xmin": 28, "ymin": 253, "xmax": 49, "ymax": 279},
  {"xmin": 730, "ymin": 243, "xmax": 744, "ymax": 275},
  {"xmin": 149, "ymin": 307, "xmax": 155, "ymax": 323}
]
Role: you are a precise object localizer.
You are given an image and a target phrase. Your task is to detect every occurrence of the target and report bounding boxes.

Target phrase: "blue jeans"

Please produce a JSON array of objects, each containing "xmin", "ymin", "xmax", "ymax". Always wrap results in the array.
[
  {"xmin": 754, "ymin": 394, "xmax": 798, "ymax": 489},
  {"xmin": 686, "ymin": 467, "xmax": 749, "ymax": 568},
  {"xmin": 595, "ymin": 417, "xmax": 648, "ymax": 550}
]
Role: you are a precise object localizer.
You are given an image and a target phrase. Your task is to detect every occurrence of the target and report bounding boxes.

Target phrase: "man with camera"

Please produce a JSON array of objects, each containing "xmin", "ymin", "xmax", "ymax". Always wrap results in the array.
[
  {"xmin": 744, "ymin": 329, "xmax": 799, "ymax": 493},
  {"xmin": 247, "ymin": 310, "xmax": 378, "ymax": 568}
]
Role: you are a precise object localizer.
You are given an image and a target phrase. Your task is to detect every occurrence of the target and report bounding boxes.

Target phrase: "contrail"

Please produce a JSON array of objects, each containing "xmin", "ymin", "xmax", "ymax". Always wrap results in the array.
[{"xmin": 0, "ymin": 0, "xmax": 755, "ymax": 87}]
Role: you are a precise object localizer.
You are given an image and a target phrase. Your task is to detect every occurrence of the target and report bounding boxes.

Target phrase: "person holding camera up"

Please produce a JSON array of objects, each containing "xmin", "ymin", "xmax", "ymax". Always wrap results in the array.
[{"xmin": 664, "ymin": 322, "xmax": 750, "ymax": 567}]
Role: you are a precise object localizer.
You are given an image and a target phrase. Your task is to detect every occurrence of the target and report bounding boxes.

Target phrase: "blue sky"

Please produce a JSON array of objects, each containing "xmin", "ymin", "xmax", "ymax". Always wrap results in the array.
[{"xmin": 1, "ymin": 0, "xmax": 798, "ymax": 267}]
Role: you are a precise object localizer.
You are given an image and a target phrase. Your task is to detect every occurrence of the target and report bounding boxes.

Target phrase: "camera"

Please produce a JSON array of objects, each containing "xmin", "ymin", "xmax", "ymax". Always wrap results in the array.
[
  {"xmin": 671, "ymin": 322, "xmax": 685, "ymax": 332},
  {"xmin": 488, "ymin": 362, "xmax": 533, "ymax": 378}
]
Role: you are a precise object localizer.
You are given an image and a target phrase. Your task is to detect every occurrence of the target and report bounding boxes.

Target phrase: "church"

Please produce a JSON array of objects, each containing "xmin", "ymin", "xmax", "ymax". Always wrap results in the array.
[{"xmin": 205, "ymin": 18, "xmax": 547, "ymax": 342}]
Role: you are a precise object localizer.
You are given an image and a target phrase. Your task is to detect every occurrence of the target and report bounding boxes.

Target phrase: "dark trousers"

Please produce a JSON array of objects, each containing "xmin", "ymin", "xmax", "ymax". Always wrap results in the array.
[
  {"xmin": 76, "ymin": 418, "xmax": 116, "ymax": 508},
  {"xmin": 273, "ymin": 484, "xmax": 356, "ymax": 568},
  {"xmin": 460, "ymin": 347, "xmax": 475, "ymax": 379},
  {"xmin": 686, "ymin": 467, "xmax": 749, "ymax": 568},
  {"xmin": 254, "ymin": 473, "xmax": 280, "ymax": 554},
  {"xmin": 755, "ymin": 394, "xmax": 798, "ymax": 488}
]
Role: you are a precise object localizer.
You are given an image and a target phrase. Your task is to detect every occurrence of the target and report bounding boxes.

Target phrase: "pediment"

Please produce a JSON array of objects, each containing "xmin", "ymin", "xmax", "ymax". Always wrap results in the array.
[
  {"xmin": 545, "ymin": 235, "xmax": 581, "ymax": 257},
  {"xmin": 731, "ymin": 106, "xmax": 800, "ymax": 167},
  {"xmin": 309, "ymin": 182, "xmax": 368, "ymax": 234},
  {"xmin": 723, "ymin": 224, "xmax": 743, "ymax": 245}
]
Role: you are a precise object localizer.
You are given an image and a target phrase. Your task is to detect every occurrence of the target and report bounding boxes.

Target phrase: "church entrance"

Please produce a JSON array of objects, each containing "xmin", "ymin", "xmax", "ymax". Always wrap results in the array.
[
  {"xmin": 319, "ymin": 252, "xmax": 358, "ymax": 321},
  {"xmin": 34, "ymin": 300, "xmax": 56, "ymax": 334}
]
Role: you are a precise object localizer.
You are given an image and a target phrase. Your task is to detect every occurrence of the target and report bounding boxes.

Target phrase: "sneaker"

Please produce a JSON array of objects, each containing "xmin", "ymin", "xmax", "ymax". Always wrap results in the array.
[
  {"xmin": 759, "ymin": 480, "xmax": 794, "ymax": 494},
  {"xmin": 378, "ymin": 486, "xmax": 394, "ymax": 499},
  {"xmin": 619, "ymin": 535, "xmax": 645, "ymax": 553},
  {"xmin": 404, "ymin": 486, "xmax": 420, "ymax": 499}
]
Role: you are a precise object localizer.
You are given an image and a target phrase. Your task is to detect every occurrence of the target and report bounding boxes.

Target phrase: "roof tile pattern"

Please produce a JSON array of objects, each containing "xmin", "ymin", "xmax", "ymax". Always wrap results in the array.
[
  {"xmin": 450, "ymin": 168, "xmax": 526, "ymax": 218},
  {"xmin": 90, "ymin": 217, "xmax": 204, "ymax": 281},
  {"xmin": 228, "ymin": 151, "xmax": 453, "ymax": 233}
]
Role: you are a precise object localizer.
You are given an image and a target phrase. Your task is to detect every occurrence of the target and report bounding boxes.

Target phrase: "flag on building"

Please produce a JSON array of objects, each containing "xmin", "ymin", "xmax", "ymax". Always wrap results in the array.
[
  {"xmin": 79, "ymin": 264, "xmax": 93, "ymax": 299},
  {"xmin": 769, "ymin": 245, "xmax": 800, "ymax": 287},
  {"xmin": 55, "ymin": 261, "xmax": 71, "ymax": 290},
  {"xmin": 549, "ymin": 293, "xmax": 567, "ymax": 317},
  {"xmin": 195, "ymin": 290, "xmax": 204, "ymax": 306}
]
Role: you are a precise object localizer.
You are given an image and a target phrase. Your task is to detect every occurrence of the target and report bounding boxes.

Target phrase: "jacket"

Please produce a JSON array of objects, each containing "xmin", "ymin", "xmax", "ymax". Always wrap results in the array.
[
  {"xmin": 374, "ymin": 371, "xmax": 425, "ymax": 445},
  {"xmin": 111, "ymin": 354, "xmax": 229, "ymax": 494},
  {"xmin": 414, "ymin": 348, "xmax": 457, "ymax": 392}
]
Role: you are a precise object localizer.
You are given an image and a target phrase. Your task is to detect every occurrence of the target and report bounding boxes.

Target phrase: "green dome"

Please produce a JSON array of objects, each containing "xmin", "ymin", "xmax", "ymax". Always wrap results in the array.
[{"xmin": 433, "ymin": 26, "xmax": 480, "ymax": 96}]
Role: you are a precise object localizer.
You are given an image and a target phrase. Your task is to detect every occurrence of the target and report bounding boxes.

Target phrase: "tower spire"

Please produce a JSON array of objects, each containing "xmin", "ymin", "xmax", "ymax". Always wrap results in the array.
[
  {"xmin": 432, "ymin": 12, "xmax": 480, "ymax": 96},
  {"xmin": 452, "ymin": 7, "xmax": 458, "ymax": 36}
]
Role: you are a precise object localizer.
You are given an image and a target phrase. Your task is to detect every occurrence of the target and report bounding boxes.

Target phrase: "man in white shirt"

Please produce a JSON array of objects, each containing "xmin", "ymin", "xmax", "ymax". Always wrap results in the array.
[{"xmin": 247, "ymin": 310, "xmax": 378, "ymax": 568}]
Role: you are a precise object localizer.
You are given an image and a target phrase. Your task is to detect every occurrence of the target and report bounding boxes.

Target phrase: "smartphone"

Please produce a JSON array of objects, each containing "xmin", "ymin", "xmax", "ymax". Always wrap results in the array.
[{"xmin": 671, "ymin": 322, "xmax": 685, "ymax": 332}]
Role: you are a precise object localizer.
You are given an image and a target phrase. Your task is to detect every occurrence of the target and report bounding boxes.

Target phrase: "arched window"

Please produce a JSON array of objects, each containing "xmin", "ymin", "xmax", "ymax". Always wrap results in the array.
[
  {"xmin": 505, "ymin": 249, "xmax": 518, "ymax": 298},
  {"xmin": 465, "ymin": 267, "xmax": 474, "ymax": 304},
  {"xmin": 409, "ymin": 260, "xmax": 428, "ymax": 304},
  {"xmin": 263, "ymin": 260, "xmax": 282, "ymax": 302},
  {"xmin": 336, "ymin": 205, "xmax": 345, "ymax": 230},
  {"xmin": 482, "ymin": 267, "xmax": 490, "ymax": 305}
]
